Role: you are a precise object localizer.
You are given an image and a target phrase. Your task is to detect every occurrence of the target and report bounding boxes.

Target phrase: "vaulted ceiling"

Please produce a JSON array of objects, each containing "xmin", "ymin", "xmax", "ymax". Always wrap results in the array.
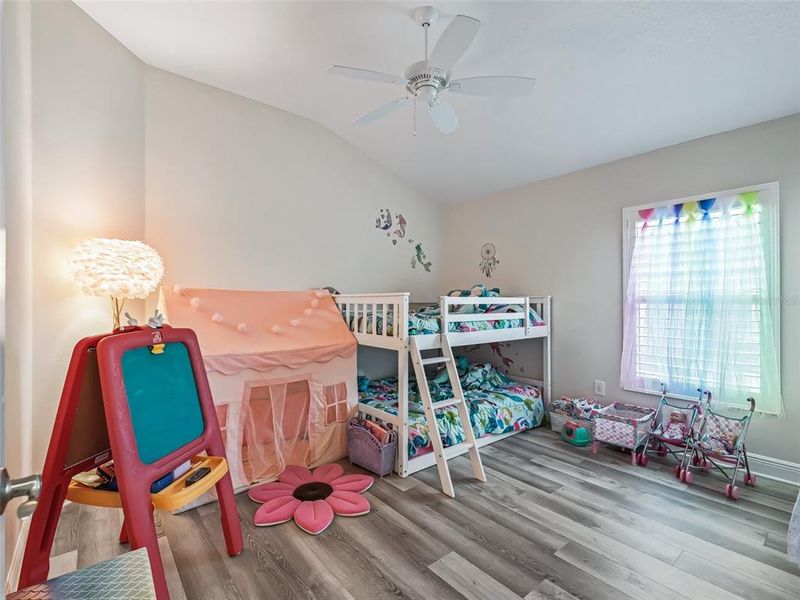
[{"xmin": 76, "ymin": 1, "xmax": 800, "ymax": 203}]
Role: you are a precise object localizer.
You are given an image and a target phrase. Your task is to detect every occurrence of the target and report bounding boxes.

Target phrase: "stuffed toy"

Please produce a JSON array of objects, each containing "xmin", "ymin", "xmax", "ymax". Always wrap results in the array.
[
  {"xmin": 447, "ymin": 284, "xmax": 501, "ymax": 313},
  {"xmin": 431, "ymin": 355, "xmax": 469, "ymax": 385},
  {"xmin": 699, "ymin": 433, "xmax": 736, "ymax": 455},
  {"xmin": 661, "ymin": 411, "xmax": 689, "ymax": 440}
]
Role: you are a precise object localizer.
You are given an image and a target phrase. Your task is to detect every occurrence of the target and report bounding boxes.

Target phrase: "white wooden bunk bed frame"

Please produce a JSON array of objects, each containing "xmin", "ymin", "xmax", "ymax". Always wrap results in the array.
[{"xmin": 334, "ymin": 293, "xmax": 552, "ymax": 479}]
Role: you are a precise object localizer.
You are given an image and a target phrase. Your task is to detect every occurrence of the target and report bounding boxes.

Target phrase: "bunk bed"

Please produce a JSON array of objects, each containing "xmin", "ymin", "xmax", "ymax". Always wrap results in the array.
[{"xmin": 334, "ymin": 293, "xmax": 551, "ymax": 481}]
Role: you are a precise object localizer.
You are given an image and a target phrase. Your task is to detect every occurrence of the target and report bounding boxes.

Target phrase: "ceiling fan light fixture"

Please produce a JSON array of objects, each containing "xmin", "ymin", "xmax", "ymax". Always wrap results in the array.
[{"xmin": 417, "ymin": 85, "xmax": 437, "ymax": 105}]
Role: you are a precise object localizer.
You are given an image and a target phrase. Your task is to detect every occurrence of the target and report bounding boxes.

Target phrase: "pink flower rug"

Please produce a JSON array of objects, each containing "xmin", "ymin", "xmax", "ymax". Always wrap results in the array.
[{"xmin": 248, "ymin": 463, "xmax": 374, "ymax": 535}]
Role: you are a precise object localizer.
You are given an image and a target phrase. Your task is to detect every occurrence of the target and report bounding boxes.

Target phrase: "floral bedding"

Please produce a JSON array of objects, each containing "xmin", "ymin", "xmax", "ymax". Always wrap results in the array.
[
  {"xmin": 350, "ymin": 283, "xmax": 545, "ymax": 336},
  {"xmin": 358, "ymin": 363, "xmax": 545, "ymax": 458}
]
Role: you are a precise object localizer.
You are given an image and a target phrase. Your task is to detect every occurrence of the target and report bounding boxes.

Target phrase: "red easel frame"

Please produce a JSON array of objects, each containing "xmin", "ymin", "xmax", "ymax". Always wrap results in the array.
[{"xmin": 19, "ymin": 326, "xmax": 243, "ymax": 599}]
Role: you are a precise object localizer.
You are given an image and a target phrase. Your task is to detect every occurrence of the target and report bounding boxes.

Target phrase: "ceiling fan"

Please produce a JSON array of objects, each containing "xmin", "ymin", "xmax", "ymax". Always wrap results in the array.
[{"xmin": 327, "ymin": 5, "xmax": 536, "ymax": 135}]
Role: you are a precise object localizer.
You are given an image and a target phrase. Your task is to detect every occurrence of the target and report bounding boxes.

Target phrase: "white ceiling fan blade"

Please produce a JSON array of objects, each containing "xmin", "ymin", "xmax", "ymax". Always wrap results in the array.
[
  {"xmin": 328, "ymin": 65, "xmax": 407, "ymax": 86},
  {"xmin": 353, "ymin": 97, "xmax": 410, "ymax": 125},
  {"xmin": 449, "ymin": 76, "xmax": 536, "ymax": 97},
  {"xmin": 429, "ymin": 15, "xmax": 481, "ymax": 71},
  {"xmin": 428, "ymin": 99, "xmax": 459, "ymax": 135}
]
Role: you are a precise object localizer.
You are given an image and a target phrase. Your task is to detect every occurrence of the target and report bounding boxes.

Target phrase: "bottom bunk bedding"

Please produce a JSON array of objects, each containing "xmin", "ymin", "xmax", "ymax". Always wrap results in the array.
[{"xmin": 358, "ymin": 363, "xmax": 545, "ymax": 458}]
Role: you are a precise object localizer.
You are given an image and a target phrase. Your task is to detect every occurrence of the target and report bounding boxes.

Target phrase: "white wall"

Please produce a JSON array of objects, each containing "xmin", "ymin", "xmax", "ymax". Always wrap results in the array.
[
  {"xmin": 440, "ymin": 115, "xmax": 800, "ymax": 475},
  {"xmin": 0, "ymin": 0, "xmax": 11, "ymax": 578},
  {"xmin": 144, "ymin": 67, "xmax": 442, "ymax": 301},
  {"xmin": 29, "ymin": 0, "xmax": 145, "ymax": 465},
  {"xmin": 3, "ymin": 0, "xmax": 145, "ymax": 557}
]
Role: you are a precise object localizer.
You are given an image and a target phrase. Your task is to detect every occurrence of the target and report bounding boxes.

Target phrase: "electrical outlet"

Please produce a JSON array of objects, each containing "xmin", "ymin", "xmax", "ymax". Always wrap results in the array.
[{"xmin": 594, "ymin": 380, "xmax": 606, "ymax": 396}]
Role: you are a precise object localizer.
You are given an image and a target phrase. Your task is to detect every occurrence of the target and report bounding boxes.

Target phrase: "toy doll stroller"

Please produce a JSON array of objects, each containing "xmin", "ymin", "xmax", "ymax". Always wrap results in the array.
[
  {"xmin": 679, "ymin": 397, "xmax": 757, "ymax": 500},
  {"xmin": 636, "ymin": 384, "xmax": 710, "ymax": 473}
]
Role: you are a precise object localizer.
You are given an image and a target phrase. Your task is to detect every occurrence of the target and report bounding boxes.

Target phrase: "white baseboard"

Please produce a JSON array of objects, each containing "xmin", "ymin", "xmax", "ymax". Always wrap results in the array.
[
  {"xmin": 747, "ymin": 452, "xmax": 800, "ymax": 486},
  {"xmin": 5, "ymin": 516, "xmax": 30, "ymax": 594}
]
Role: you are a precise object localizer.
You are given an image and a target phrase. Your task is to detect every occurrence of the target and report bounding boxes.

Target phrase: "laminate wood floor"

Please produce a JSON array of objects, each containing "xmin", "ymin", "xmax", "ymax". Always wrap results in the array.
[{"xmin": 50, "ymin": 429, "xmax": 800, "ymax": 600}]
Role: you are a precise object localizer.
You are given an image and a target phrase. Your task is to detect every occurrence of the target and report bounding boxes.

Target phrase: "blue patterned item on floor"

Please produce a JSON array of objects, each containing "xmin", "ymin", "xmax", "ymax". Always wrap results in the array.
[{"xmin": 9, "ymin": 548, "xmax": 156, "ymax": 600}]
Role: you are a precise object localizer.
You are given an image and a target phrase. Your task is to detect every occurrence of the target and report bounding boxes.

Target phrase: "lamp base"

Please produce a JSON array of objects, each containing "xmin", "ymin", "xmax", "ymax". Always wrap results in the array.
[{"xmin": 111, "ymin": 296, "xmax": 126, "ymax": 330}]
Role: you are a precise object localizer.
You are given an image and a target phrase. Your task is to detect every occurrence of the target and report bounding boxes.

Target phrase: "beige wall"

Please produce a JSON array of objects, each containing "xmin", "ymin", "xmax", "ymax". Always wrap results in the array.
[
  {"xmin": 3, "ymin": 2, "xmax": 444, "ymax": 508},
  {"xmin": 3, "ymin": 0, "xmax": 145, "ymax": 555},
  {"xmin": 440, "ymin": 115, "xmax": 800, "ymax": 474},
  {"xmin": 144, "ymin": 67, "xmax": 442, "ymax": 301}
]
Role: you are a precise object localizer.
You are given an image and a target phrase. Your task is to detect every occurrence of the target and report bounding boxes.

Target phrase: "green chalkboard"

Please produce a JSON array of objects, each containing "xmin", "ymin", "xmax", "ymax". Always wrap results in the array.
[{"xmin": 121, "ymin": 342, "xmax": 205, "ymax": 465}]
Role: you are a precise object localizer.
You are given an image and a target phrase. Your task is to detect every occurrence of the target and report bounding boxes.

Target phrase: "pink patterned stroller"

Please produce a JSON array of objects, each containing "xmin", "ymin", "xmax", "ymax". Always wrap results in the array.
[
  {"xmin": 679, "ymin": 397, "xmax": 757, "ymax": 500},
  {"xmin": 636, "ymin": 385, "xmax": 710, "ymax": 472}
]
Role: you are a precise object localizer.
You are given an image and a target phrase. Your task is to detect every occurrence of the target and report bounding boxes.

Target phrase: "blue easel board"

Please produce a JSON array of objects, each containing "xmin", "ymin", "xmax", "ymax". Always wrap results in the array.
[{"xmin": 121, "ymin": 343, "xmax": 205, "ymax": 465}]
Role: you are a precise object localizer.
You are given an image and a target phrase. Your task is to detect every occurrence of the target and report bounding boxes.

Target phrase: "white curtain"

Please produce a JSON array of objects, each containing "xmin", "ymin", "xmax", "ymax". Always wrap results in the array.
[{"xmin": 621, "ymin": 191, "xmax": 782, "ymax": 415}]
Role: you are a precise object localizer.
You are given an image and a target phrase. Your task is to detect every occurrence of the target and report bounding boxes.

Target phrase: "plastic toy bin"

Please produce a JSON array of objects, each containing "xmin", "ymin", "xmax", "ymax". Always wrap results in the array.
[{"xmin": 591, "ymin": 402, "xmax": 655, "ymax": 459}]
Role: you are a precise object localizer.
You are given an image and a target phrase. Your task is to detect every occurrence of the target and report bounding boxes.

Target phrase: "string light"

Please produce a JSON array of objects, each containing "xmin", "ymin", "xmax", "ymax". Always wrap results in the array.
[{"xmin": 173, "ymin": 288, "xmax": 334, "ymax": 335}]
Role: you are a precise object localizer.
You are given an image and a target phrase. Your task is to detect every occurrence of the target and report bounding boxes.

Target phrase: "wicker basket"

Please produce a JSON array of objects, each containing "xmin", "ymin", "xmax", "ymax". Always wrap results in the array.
[{"xmin": 347, "ymin": 421, "xmax": 397, "ymax": 477}]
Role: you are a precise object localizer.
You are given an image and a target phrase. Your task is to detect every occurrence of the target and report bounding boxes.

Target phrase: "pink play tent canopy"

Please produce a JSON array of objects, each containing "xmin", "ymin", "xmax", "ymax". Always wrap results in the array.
[
  {"xmin": 160, "ymin": 287, "xmax": 357, "ymax": 491},
  {"xmin": 160, "ymin": 287, "xmax": 356, "ymax": 372}
]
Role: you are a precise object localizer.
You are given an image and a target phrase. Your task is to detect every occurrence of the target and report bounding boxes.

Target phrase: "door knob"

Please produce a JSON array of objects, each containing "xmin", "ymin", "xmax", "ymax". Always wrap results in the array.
[{"xmin": 0, "ymin": 467, "xmax": 42, "ymax": 519}]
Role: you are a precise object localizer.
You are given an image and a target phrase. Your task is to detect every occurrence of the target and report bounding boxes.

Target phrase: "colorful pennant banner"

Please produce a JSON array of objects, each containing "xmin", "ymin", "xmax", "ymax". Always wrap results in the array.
[{"xmin": 636, "ymin": 192, "xmax": 760, "ymax": 227}]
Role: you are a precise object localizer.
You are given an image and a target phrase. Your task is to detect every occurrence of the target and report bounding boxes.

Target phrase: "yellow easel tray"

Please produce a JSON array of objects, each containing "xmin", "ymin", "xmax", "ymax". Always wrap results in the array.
[{"xmin": 66, "ymin": 455, "xmax": 229, "ymax": 512}]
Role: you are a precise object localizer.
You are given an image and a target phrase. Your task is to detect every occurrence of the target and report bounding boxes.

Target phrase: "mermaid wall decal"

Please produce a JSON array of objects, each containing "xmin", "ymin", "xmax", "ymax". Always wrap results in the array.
[{"xmin": 374, "ymin": 209, "xmax": 432, "ymax": 272}]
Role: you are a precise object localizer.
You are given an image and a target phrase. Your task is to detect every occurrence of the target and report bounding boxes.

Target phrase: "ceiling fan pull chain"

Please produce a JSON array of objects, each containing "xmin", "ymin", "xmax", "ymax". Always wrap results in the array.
[{"xmin": 413, "ymin": 95, "xmax": 417, "ymax": 136}]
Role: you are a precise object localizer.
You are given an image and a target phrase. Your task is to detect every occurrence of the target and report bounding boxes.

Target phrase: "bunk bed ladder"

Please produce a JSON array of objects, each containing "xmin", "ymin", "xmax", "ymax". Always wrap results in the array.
[{"xmin": 409, "ymin": 334, "xmax": 486, "ymax": 498}]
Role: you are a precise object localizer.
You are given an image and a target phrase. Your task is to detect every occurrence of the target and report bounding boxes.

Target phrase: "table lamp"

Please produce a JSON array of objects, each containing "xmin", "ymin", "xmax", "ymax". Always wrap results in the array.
[{"xmin": 71, "ymin": 238, "xmax": 164, "ymax": 330}]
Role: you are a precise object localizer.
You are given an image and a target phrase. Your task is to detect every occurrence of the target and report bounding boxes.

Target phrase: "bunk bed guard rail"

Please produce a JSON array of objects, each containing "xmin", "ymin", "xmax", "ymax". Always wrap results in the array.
[{"xmin": 333, "ymin": 293, "xmax": 550, "ymax": 348}]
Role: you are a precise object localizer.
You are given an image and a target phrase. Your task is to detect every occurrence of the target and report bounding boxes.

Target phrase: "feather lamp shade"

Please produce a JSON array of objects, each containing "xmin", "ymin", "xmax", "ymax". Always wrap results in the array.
[{"xmin": 71, "ymin": 238, "xmax": 164, "ymax": 329}]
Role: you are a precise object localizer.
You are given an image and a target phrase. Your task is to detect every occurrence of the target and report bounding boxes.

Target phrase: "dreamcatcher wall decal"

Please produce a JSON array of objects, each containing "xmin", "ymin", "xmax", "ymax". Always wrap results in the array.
[{"xmin": 479, "ymin": 243, "xmax": 499, "ymax": 278}]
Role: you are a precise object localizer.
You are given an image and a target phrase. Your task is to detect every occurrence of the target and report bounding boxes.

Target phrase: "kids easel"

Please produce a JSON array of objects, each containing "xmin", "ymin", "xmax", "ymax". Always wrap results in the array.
[{"xmin": 18, "ymin": 325, "xmax": 243, "ymax": 600}]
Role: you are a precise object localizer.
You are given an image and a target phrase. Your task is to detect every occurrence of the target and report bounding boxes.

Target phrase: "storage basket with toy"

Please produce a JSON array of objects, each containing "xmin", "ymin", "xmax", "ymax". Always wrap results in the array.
[
  {"xmin": 591, "ymin": 402, "xmax": 656, "ymax": 464},
  {"xmin": 548, "ymin": 396, "xmax": 600, "ymax": 434},
  {"xmin": 347, "ymin": 418, "xmax": 397, "ymax": 477},
  {"xmin": 549, "ymin": 396, "xmax": 603, "ymax": 447}
]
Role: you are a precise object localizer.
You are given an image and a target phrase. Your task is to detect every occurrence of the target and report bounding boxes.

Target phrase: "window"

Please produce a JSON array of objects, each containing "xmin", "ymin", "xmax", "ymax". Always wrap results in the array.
[
  {"xmin": 621, "ymin": 183, "xmax": 781, "ymax": 414},
  {"xmin": 324, "ymin": 383, "xmax": 349, "ymax": 425}
]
